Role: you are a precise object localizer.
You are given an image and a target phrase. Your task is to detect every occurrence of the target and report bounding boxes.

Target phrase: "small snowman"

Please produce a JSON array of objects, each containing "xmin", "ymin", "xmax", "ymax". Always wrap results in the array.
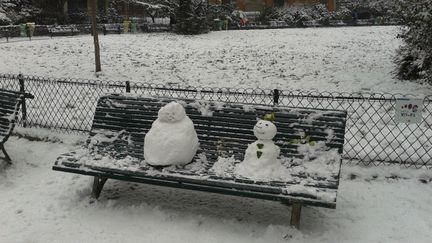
[
  {"xmin": 235, "ymin": 114, "xmax": 282, "ymax": 179},
  {"xmin": 144, "ymin": 101, "xmax": 199, "ymax": 166}
]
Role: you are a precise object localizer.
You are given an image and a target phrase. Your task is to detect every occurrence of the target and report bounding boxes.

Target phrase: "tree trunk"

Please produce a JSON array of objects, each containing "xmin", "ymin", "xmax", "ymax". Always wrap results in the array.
[
  {"xmin": 63, "ymin": 1, "xmax": 68, "ymax": 17},
  {"xmin": 89, "ymin": 0, "xmax": 102, "ymax": 72}
]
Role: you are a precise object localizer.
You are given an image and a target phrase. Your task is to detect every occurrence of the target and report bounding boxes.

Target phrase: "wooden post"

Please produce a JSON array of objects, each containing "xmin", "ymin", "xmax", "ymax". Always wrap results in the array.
[
  {"xmin": 290, "ymin": 203, "xmax": 302, "ymax": 229},
  {"xmin": 126, "ymin": 81, "xmax": 131, "ymax": 93},
  {"xmin": 89, "ymin": 0, "xmax": 102, "ymax": 72},
  {"xmin": 273, "ymin": 88, "xmax": 280, "ymax": 105},
  {"xmin": 18, "ymin": 74, "xmax": 27, "ymax": 127}
]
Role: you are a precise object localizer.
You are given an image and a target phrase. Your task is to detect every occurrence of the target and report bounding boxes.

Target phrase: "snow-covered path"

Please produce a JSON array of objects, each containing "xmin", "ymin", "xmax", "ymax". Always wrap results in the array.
[
  {"xmin": 0, "ymin": 26, "xmax": 431, "ymax": 95},
  {"xmin": 1, "ymin": 132, "xmax": 432, "ymax": 243}
]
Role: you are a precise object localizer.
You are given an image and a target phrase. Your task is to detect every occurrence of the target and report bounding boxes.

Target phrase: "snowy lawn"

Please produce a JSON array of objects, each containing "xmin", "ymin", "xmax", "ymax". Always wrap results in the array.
[
  {"xmin": 1, "ymin": 130, "xmax": 432, "ymax": 243},
  {"xmin": 0, "ymin": 26, "xmax": 431, "ymax": 95}
]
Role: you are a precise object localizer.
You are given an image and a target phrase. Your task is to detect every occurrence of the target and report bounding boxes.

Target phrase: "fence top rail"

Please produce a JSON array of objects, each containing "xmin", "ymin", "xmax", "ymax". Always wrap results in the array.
[{"xmin": 0, "ymin": 73, "xmax": 431, "ymax": 103}]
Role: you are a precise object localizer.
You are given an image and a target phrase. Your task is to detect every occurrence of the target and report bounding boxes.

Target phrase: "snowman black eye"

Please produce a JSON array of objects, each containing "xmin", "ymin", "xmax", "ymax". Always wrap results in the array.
[{"xmin": 265, "ymin": 124, "xmax": 268, "ymax": 126}]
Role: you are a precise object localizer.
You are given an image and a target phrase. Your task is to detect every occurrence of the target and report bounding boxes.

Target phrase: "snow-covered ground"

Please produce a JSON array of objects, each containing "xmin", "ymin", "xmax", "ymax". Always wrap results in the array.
[
  {"xmin": 1, "ymin": 130, "xmax": 432, "ymax": 243},
  {"xmin": 1, "ymin": 27, "xmax": 432, "ymax": 242},
  {"xmin": 1, "ymin": 26, "xmax": 431, "ymax": 95}
]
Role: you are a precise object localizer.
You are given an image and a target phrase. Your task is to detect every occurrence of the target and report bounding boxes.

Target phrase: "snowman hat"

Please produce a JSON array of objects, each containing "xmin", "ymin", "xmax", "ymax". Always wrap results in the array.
[{"xmin": 262, "ymin": 112, "xmax": 275, "ymax": 122}]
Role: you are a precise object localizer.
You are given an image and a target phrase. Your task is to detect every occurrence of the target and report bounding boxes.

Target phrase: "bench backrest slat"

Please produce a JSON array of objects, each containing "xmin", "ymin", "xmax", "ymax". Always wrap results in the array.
[
  {"xmin": 0, "ymin": 89, "xmax": 23, "ymax": 144},
  {"xmin": 90, "ymin": 95, "xmax": 347, "ymax": 164}
]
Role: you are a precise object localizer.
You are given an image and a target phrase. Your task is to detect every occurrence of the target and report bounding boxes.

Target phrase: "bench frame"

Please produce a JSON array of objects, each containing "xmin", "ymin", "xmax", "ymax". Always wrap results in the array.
[
  {"xmin": 0, "ymin": 89, "xmax": 34, "ymax": 164},
  {"xmin": 53, "ymin": 94, "xmax": 347, "ymax": 228}
]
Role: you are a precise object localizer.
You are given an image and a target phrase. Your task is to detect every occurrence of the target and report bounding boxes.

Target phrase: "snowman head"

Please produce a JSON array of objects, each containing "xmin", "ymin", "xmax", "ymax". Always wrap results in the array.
[
  {"xmin": 158, "ymin": 101, "xmax": 186, "ymax": 123},
  {"xmin": 253, "ymin": 120, "xmax": 277, "ymax": 140}
]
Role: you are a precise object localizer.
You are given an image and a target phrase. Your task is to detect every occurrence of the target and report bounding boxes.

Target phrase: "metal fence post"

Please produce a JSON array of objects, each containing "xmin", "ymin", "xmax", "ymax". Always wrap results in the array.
[
  {"xmin": 126, "ymin": 81, "xmax": 131, "ymax": 93},
  {"xmin": 18, "ymin": 74, "xmax": 27, "ymax": 127},
  {"xmin": 273, "ymin": 89, "xmax": 280, "ymax": 105}
]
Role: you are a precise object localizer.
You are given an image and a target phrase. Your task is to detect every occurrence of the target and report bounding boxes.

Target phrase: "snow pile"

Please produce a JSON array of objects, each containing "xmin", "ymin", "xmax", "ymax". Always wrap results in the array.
[
  {"xmin": 144, "ymin": 102, "xmax": 199, "ymax": 166},
  {"xmin": 288, "ymin": 141, "xmax": 342, "ymax": 178},
  {"xmin": 210, "ymin": 156, "xmax": 237, "ymax": 177}
]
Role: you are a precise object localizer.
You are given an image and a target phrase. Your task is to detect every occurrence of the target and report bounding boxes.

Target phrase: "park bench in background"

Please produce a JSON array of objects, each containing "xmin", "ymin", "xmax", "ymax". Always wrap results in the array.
[
  {"xmin": 141, "ymin": 23, "xmax": 171, "ymax": 32},
  {"xmin": 244, "ymin": 11, "xmax": 261, "ymax": 24},
  {"xmin": 303, "ymin": 20, "xmax": 322, "ymax": 27},
  {"xmin": 268, "ymin": 20, "xmax": 289, "ymax": 28},
  {"xmin": 356, "ymin": 19, "xmax": 374, "ymax": 26},
  {"xmin": 47, "ymin": 25, "xmax": 79, "ymax": 38},
  {"xmin": 0, "ymin": 26, "xmax": 15, "ymax": 42},
  {"xmin": 103, "ymin": 24, "xmax": 122, "ymax": 35},
  {"xmin": 0, "ymin": 29, "xmax": 9, "ymax": 42},
  {"xmin": 329, "ymin": 20, "xmax": 347, "ymax": 27},
  {"xmin": 0, "ymin": 89, "xmax": 34, "ymax": 164},
  {"xmin": 53, "ymin": 94, "xmax": 347, "ymax": 228},
  {"xmin": 141, "ymin": 18, "xmax": 171, "ymax": 32},
  {"xmin": 0, "ymin": 32, "xmax": 5, "ymax": 42}
]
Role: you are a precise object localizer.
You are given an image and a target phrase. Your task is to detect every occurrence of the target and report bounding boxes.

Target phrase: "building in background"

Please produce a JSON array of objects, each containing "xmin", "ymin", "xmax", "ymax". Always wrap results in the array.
[
  {"xmin": 209, "ymin": 0, "xmax": 337, "ymax": 12},
  {"xmin": 32, "ymin": 0, "xmax": 337, "ymax": 24}
]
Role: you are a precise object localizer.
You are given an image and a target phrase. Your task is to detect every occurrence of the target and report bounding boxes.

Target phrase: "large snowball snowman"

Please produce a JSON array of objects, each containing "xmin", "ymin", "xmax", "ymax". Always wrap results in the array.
[
  {"xmin": 235, "ymin": 119, "xmax": 283, "ymax": 179},
  {"xmin": 144, "ymin": 101, "xmax": 199, "ymax": 166}
]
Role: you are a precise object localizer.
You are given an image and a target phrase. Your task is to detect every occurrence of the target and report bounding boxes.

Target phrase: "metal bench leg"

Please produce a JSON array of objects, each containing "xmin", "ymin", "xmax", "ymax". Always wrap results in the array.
[
  {"xmin": 290, "ymin": 203, "xmax": 302, "ymax": 229},
  {"xmin": 1, "ymin": 144, "xmax": 11, "ymax": 165},
  {"xmin": 91, "ymin": 176, "xmax": 108, "ymax": 199}
]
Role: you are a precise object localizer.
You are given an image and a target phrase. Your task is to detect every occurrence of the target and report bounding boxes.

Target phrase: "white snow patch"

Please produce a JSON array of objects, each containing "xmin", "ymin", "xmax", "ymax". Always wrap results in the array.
[
  {"xmin": 2, "ymin": 136, "xmax": 432, "ymax": 243},
  {"xmin": 1, "ymin": 26, "xmax": 431, "ymax": 95}
]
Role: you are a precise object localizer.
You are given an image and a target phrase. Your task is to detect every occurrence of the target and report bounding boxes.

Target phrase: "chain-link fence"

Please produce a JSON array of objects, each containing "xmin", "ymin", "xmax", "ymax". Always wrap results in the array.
[{"xmin": 1, "ymin": 73, "xmax": 431, "ymax": 168}]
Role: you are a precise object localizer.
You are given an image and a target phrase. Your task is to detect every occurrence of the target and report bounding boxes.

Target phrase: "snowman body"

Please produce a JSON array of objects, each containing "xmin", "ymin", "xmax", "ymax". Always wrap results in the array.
[
  {"xmin": 243, "ymin": 140, "xmax": 280, "ymax": 168},
  {"xmin": 144, "ymin": 102, "xmax": 199, "ymax": 166},
  {"xmin": 236, "ymin": 120, "xmax": 282, "ymax": 179}
]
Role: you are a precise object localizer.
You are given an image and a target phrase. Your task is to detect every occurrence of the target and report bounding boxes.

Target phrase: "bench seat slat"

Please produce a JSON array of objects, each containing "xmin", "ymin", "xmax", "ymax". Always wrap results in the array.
[{"xmin": 0, "ymin": 89, "xmax": 24, "ymax": 145}]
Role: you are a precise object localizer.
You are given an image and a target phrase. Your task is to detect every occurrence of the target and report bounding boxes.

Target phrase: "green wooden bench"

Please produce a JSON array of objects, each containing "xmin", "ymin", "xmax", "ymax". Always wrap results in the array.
[
  {"xmin": 0, "ymin": 89, "xmax": 34, "ymax": 164},
  {"xmin": 47, "ymin": 25, "xmax": 78, "ymax": 38},
  {"xmin": 103, "ymin": 24, "xmax": 122, "ymax": 35},
  {"xmin": 53, "ymin": 94, "xmax": 347, "ymax": 228}
]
